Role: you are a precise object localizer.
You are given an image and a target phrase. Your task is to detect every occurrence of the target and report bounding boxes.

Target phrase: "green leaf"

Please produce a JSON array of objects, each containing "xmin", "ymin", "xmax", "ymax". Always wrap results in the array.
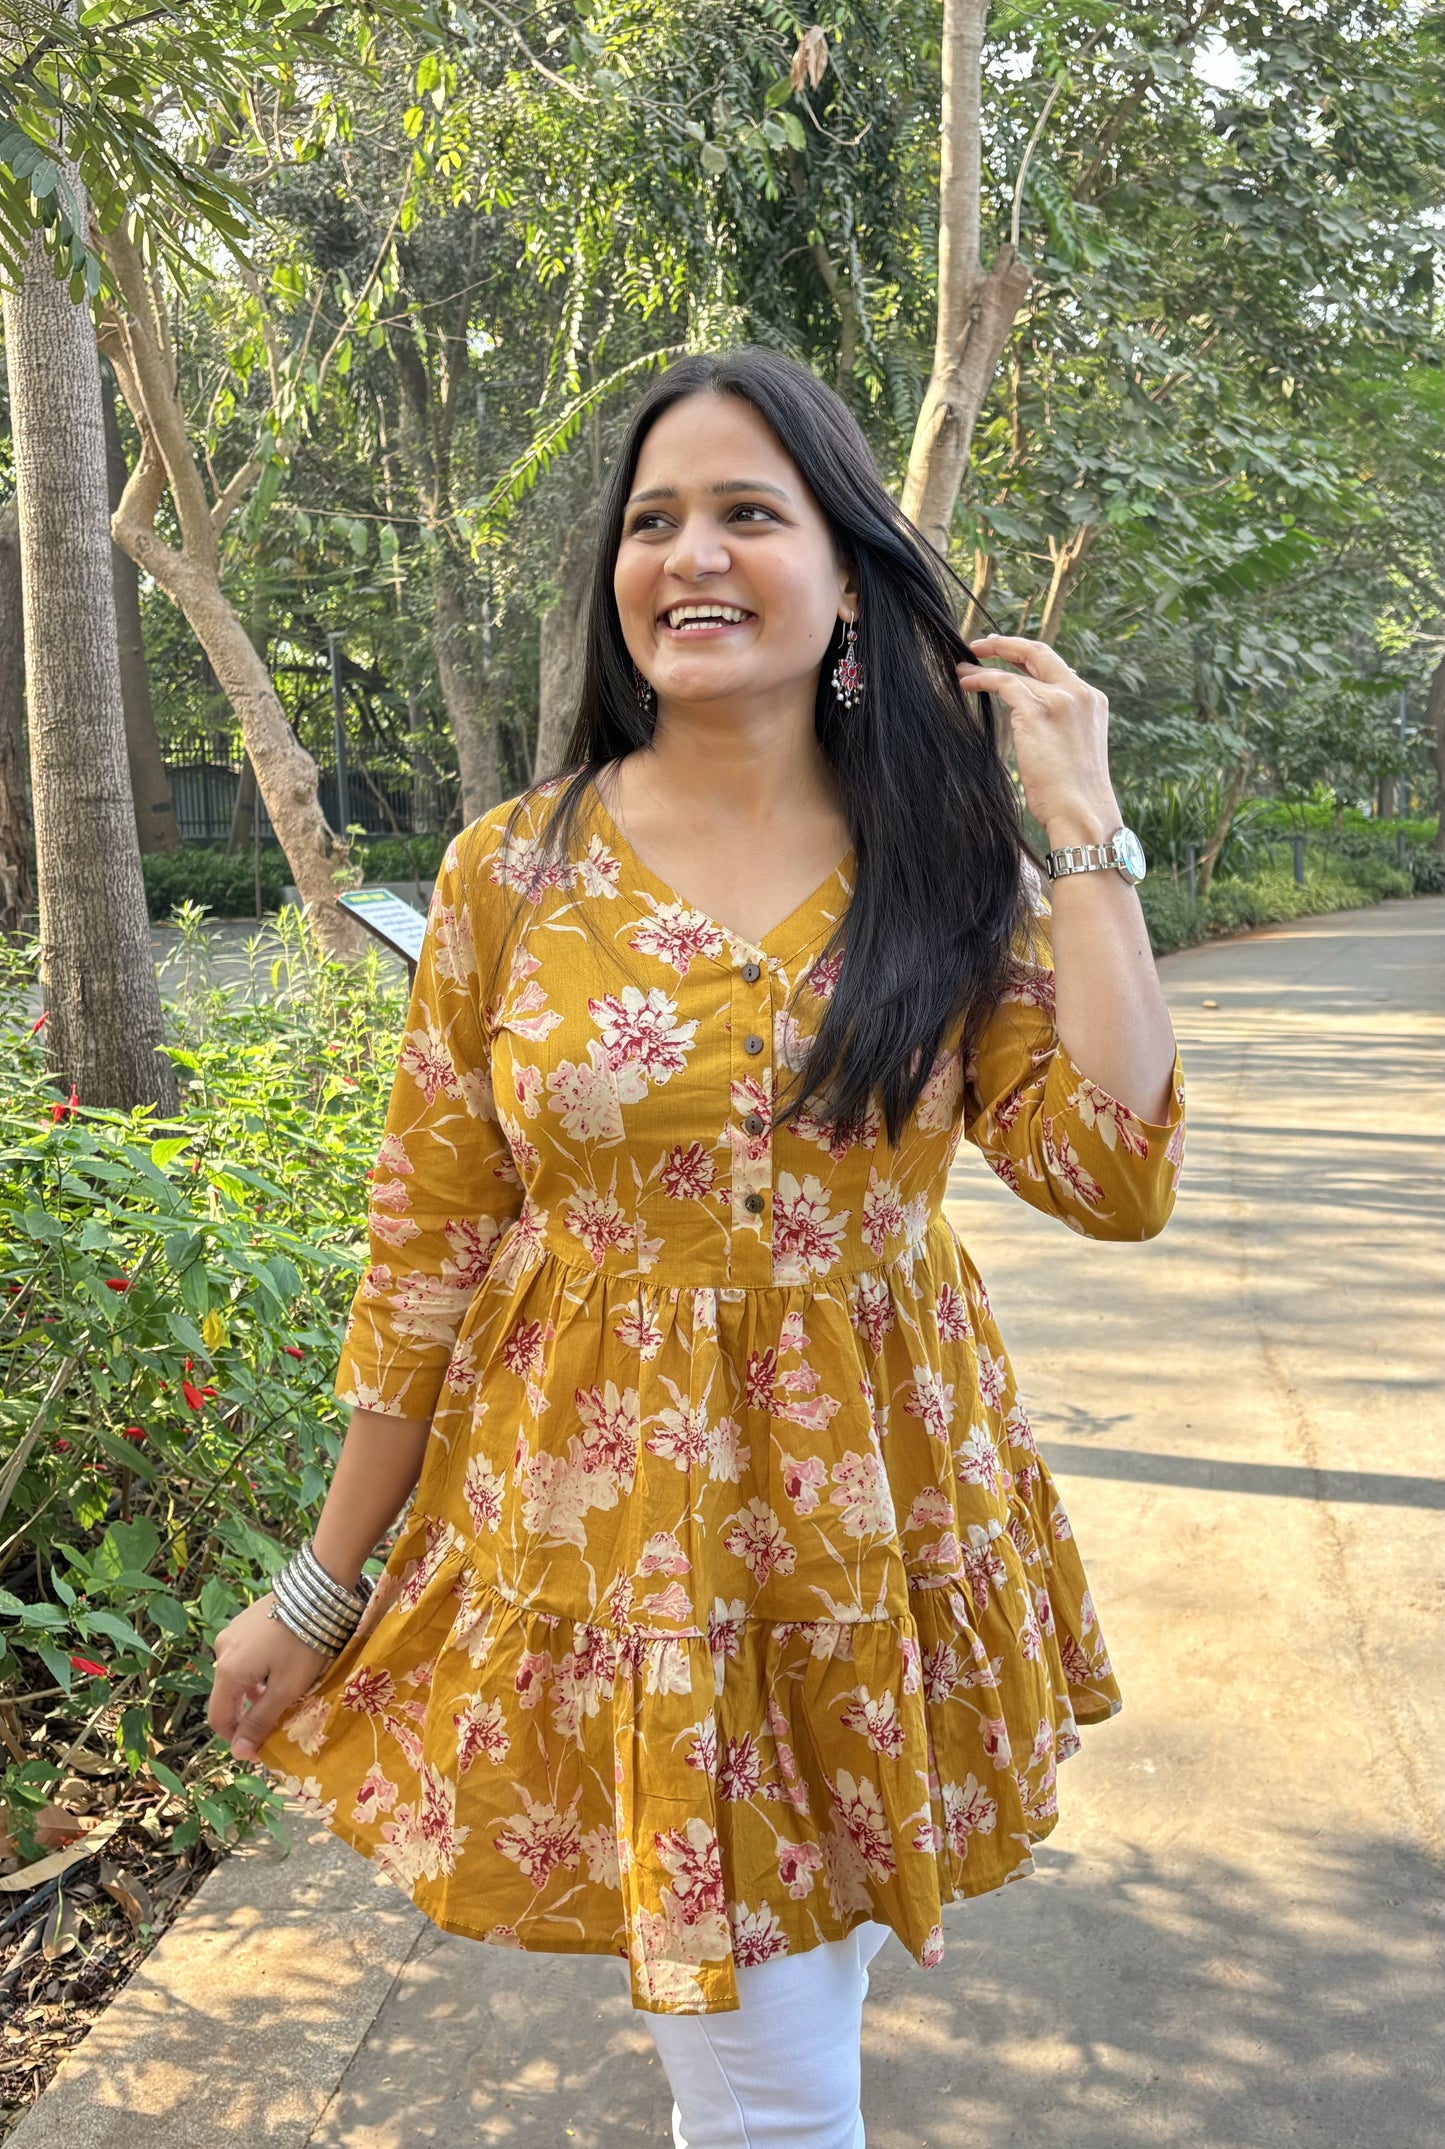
[
  {"xmin": 82, "ymin": 1607, "xmax": 154, "ymax": 1657},
  {"xmin": 150, "ymin": 1136, "xmax": 192, "ymax": 1168},
  {"xmin": 34, "ymin": 1640, "xmax": 72, "ymax": 1693},
  {"xmin": 147, "ymin": 1594, "xmax": 191, "ymax": 1639},
  {"xmin": 96, "ymin": 1517, "xmax": 162, "ymax": 1582}
]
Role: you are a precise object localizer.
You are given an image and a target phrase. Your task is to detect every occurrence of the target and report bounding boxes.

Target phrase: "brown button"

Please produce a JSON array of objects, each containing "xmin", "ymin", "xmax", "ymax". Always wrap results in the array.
[
  {"xmin": 742, "ymin": 1112, "xmax": 764, "ymax": 1137},
  {"xmin": 744, "ymin": 1191, "xmax": 765, "ymax": 1214},
  {"xmin": 741, "ymin": 960, "xmax": 762, "ymax": 983},
  {"xmin": 743, "ymin": 1033, "xmax": 764, "ymax": 1055}
]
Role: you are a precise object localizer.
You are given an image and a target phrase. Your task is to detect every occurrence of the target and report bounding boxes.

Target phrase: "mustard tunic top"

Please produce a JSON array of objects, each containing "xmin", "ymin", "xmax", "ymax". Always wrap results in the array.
[{"xmin": 253, "ymin": 775, "xmax": 1187, "ymax": 2014}]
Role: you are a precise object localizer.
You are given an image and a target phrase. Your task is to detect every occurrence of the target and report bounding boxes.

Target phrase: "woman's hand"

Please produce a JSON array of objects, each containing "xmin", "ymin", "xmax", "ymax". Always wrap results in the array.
[
  {"xmin": 956, "ymin": 634, "xmax": 1121, "ymax": 846},
  {"xmin": 207, "ymin": 1593, "xmax": 335, "ymax": 1762}
]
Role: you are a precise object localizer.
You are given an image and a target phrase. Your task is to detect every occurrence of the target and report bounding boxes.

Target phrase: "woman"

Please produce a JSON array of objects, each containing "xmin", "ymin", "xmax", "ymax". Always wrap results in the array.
[{"xmin": 212, "ymin": 347, "xmax": 1185, "ymax": 2147}]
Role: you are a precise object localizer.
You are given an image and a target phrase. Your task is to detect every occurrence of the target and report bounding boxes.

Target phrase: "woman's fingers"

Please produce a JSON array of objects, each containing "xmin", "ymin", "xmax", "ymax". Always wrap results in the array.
[
  {"xmin": 955, "ymin": 663, "xmax": 1052, "ymax": 707},
  {"xmin": 965, "ymin": 632, "xmax": 1073, "ymax": 677},
  {"xmin": 207, "ymin": 1666, "xmax": 252, "ymax": 1743}
]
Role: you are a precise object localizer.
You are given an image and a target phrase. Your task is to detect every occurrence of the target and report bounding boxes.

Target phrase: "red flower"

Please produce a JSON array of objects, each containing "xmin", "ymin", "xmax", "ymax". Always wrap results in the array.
[
  {"xmin": 54, "ymin": 1437, "xmax": 70, "ymax": 1452},
  {"xmin": 50, "ymin": 1083, "xmax": 78, "ymax": 1123},
  {"xmin": 282, "ymin": 1345, "xmax": 304, "ymax": 1360},
  {"xmin": 181, "ymin": 1381, "xmax": 207, "ymax": 1412},
  {"xmin": 105, "ymin": 1277, "xmax": 131, "ymax": 1293},
  {"xmin": 69, "ymin": 1656, "xmax": 109, "ymax": 1679},
  {"xmin": 122, "ymin": 1425, "xmax": 147, "ymax": 1443},
  {"xmin": 184, "ymin": 1358, "xmax": 193, "ymax": 1373},
  {"xmin": 29, "ymin": 1011, "xmax": 48, "ymax": 1034}
]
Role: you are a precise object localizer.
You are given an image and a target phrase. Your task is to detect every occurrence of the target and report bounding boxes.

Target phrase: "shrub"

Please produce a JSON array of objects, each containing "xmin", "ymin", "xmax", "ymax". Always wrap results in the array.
[
  {"xmin": 1408, "ymin": 847, "xmax": 1445, "ymax": 894},
  {"xmin": 1137, "ymin": 877, "xmax": 1199, "ymax": 956},
  {"xmin": 350, "ymin": 832, "xmax": 450, "ymax": 884},
  {"xmin": 0, "ymin": 907, "xmax": 409, "ymax": 1858},
  {"xmin": 139, "ymin": 833, "xmax": 453, "ymax": 922},
  {"xmin": 141, "ymin": 847, "xmax": 289, "ymax": 922}
]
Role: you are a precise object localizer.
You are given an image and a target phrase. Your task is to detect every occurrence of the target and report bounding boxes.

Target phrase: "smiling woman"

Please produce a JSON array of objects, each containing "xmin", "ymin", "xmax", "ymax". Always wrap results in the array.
[{"xmin": 228, "ymin": 348, "xmax": 1186, "ymax": 2149}]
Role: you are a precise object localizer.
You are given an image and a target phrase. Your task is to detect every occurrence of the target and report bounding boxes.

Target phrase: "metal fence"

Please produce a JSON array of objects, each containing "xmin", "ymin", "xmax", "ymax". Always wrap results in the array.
[{"xmin": 161, "ymin": 759, "xmax": 434, "ymax": 844}]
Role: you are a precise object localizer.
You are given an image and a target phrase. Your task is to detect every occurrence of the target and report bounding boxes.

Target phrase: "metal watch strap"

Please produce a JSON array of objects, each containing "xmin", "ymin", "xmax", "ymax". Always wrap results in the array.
[{"xmin": 1047, "ymin": 840, "xmax": 1116, "ymax": 878}]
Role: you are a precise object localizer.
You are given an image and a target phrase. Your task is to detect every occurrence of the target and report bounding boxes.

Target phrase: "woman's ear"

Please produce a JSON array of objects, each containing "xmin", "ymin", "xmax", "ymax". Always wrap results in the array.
[{"xmin": 837, "ymin": 556, "xmax": 860, "ymax": 620}]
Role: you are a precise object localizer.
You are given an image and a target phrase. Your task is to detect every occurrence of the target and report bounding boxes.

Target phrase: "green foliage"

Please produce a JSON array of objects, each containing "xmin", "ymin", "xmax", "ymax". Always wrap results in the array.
[
  {"xmin": 351, "ymin": 832, "xmax": 450, "ymax": 883},
  {"xmin": 1138, "ymin": 829, "xmax": 1421, "ymax": 956},
  {"xmin": 137, "ymin": 836, "xmax": 451, "ymax": 921},
  {"xmin": 0, "ymin": 3, "xmax": 434, "ymax": 296},
  {"xmin": 0, "ymin": 909, "xmax": 410, "ymax": 1857},
  {"xmin": 141, "ymin": 847, "xmax": 291, "ymax": 923}
]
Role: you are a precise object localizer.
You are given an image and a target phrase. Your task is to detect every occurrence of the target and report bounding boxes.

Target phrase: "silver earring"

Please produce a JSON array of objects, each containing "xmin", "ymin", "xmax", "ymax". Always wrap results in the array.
[
  {"xmin": 831, "ymin": 615, "xmax": 862, "ymax": 710},
  {"xmin": 631, "ymin": 662, "xmax": 656, "ymax": 718}
]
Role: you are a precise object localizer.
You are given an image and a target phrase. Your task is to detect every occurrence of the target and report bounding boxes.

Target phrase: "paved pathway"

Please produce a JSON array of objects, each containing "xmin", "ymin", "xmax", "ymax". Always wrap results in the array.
[{"xmin": 14, "ymin": 898, "xmax": 1443, "ymax": 2148}]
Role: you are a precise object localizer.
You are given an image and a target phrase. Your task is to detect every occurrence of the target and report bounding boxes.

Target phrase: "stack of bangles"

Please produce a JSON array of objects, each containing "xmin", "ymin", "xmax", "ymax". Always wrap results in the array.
[{"xmin": 268, "ymin": 1537, "xmax": 376, "ymax": 1656}]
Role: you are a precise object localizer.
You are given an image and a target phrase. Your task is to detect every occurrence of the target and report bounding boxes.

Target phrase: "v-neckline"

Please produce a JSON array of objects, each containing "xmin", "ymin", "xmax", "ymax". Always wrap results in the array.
[{"xmin": 584, "ymin": 775, "xmax": 855, "ymax": 965}]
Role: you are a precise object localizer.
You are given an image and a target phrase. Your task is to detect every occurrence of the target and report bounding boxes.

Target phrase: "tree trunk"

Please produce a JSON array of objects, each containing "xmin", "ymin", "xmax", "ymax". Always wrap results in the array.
[
  {"xmin": 1036, "ymin": 523, "xmax": 1098, "ymax": 646},
  {"xmin": 226, "ymin": 753, "xmax": 257, "ymax": 856},
  {"xmin": 1428, "ymin": 653, "xmax": 1445, "ymax": 858},
  {"xmin": 1197, "ymin": 755, "xmax": 1254, "ymax": 900},
  {"xmin": 2, "ymin": 221, "xmax": 176, "ymax": 1113},
  {"xmin": 102, "ymin": 369, "xmax": 181, "ymax": 854},
  {"xmin": 534, "ymin": 511, "xmax": 597, "ymax": 781},
  {"xmin": 0, "ymin": 497, "xmax": 33, "ymax": 937},
  {"xmin": 98, "ymin": 225, "xmax": 366, "ymax": 961},
  {"xmin": 434, "ymin": 555, "xmax": 501, "ymax": 824},
  {"xmin": 959, "ymin": 547, "xmax": 994, "ymax": 643},
  {"xmin": 901, "ymin": 0, "xmax": 1031, "ymax": 558}
]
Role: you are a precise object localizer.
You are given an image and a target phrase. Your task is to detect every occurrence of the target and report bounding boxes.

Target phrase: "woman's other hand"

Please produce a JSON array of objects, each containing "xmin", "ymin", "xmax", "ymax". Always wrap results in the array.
[
  {"xmin": 955, "ymin": 634, "xmax": 1121, "ymax": 845},
  {"xmin": 207, "ymin": 1593, "xmax": 335, "ymax": 1761}
]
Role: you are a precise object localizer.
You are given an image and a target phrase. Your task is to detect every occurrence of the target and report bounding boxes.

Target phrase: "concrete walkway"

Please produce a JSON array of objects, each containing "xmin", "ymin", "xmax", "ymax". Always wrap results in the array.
[{"xmin": 14, "ymin": 898, "xmax": 1444, "ymax": 2148}]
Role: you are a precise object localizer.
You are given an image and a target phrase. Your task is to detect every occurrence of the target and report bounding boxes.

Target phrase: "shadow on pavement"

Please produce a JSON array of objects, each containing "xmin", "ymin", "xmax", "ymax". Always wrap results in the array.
[{"xmin": 860, "ymin": 1825, "xmax": 1445, "ymax": 2149}]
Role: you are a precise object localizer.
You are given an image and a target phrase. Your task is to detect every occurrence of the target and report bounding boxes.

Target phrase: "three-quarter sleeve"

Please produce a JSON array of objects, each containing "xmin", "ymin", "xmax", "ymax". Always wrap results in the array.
[
  {"xmin": 333, "ymin": 828, "xmax": 524, "ymax": 1420},
  {"xmin": 961, "ymin": 877, "xmax": 1186, "ymax": 1241}
]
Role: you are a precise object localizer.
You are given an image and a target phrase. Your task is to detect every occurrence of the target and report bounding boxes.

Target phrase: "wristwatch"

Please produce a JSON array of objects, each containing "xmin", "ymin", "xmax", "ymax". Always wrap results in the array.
[{"xmin": 1043, "ymin": 825, "xmax": 1147, "ymax": 887}]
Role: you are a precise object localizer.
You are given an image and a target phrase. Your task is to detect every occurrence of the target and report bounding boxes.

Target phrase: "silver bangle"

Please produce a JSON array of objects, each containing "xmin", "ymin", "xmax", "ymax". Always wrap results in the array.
[{"xmin": 267, "ymin": 1538, "xmax": 375, "ymax": 1657}]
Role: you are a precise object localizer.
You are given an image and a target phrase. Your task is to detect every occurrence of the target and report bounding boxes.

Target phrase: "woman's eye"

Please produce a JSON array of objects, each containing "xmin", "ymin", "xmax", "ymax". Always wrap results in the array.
[{"xmin": 626, "ymin": 504, "xmax": 778, "ymax": 535}]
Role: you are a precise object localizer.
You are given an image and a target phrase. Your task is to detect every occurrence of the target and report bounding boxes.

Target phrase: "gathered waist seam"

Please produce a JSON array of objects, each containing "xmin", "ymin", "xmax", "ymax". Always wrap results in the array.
[{"xmin": 490, "ymin": 1217, "xmax": 966, "ymax": 1294}]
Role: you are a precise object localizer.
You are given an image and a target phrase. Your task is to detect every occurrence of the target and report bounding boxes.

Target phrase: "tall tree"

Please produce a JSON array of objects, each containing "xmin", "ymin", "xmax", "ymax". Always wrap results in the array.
[
  {"xmin": 102, "ymin": 368, "xmax": 181, "ymax": 853},
  {"xmin": 0, "ymin": 495, "xmax": 29, "ymax": 936},
  {"xmin": 901, "ymin": 0, "xmax": 1030, "ymax": 556},
  {"xmin": 100, "ymin": 226, "xmax": 369, "ymax": 959},
  {"xmin": 0, "ymin": 38, "xmax": 175, "ymax": 1113}
]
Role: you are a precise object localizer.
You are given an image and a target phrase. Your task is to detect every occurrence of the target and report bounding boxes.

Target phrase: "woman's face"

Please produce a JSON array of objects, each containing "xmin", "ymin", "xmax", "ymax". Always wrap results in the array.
[{"xmin": 614, "ymin": 391, "xmax": 856, "ymax": 714}]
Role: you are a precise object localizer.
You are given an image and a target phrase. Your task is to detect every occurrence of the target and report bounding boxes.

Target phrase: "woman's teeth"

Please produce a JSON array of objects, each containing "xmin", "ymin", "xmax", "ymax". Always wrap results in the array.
[{"xmin": 662, "ymin": 605, "xmax": 753, "ymax": 630}]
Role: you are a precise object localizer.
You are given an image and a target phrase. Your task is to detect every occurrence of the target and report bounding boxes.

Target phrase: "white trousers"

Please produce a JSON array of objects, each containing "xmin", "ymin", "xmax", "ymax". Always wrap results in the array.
[{"xmin": 643, "ymin": 1922, "xmax": 893, "ymax": 2149}]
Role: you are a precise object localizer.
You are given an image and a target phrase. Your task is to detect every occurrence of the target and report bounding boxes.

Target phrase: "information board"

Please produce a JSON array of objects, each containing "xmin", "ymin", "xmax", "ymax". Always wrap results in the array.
[{"xmin": 336, "ymin": 887, "xmax": 430, "ymax": 977}]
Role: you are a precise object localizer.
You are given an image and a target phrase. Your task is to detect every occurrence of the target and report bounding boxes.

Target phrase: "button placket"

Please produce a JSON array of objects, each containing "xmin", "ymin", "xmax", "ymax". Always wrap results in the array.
[{"xmin": 729, "ymin": 950, "xmax": 774, "ymax": 1279}]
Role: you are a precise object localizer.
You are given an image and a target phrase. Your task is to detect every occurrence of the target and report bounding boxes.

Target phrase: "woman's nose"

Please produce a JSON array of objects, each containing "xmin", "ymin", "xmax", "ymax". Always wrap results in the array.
[{"xmin": 664, "ymin": 516, "xmax": 732, "ymax": 580}]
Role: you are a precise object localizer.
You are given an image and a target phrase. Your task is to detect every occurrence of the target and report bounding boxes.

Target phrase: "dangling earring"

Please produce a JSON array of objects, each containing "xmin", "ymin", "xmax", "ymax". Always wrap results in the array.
[
  {"xmin": 831, "ymin": 614, "xmax": 862, "ymax": 711},
  {"xmin": 631, "ymin": 662, "xmax": 656, "ymax": 718}
]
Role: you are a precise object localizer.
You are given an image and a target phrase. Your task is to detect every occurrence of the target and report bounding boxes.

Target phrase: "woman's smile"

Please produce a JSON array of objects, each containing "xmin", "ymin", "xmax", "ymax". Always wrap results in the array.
[{"xmin": 656, "ymin": 601, "xmax": 759, "ymax": 639}]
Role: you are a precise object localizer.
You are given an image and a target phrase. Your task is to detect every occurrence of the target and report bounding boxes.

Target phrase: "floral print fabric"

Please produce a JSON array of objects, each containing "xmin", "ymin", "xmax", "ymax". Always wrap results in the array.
[{"xmin": 253, "ymin": 776, "xmax": 1187, "ymax": 2013}]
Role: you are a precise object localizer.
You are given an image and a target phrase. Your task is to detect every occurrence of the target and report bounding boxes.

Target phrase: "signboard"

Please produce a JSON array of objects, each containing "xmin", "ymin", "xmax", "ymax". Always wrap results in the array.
[{"xmin": 336, "ymin": 887, "xmax": 430, "ymax": 978}]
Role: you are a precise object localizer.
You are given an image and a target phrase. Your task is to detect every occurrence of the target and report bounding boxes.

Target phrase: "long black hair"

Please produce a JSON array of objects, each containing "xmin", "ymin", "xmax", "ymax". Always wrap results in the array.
[{"xmin": 492, "ymin": 346, "xmax": 1038, "ymax": 1147}]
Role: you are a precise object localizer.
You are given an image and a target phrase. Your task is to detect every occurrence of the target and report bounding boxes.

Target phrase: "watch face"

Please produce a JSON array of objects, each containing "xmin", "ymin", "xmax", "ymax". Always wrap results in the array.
[{"xmin": 1114, "ymin": 827, "xmax": 1147, "ymax": 884}]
